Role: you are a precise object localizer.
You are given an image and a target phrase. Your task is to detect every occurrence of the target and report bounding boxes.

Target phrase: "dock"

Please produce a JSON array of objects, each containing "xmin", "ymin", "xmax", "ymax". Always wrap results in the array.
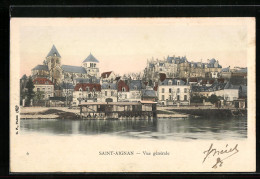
[{"xmin": 78, "ymin": 101, "xmax": 157, "ymax": 119}]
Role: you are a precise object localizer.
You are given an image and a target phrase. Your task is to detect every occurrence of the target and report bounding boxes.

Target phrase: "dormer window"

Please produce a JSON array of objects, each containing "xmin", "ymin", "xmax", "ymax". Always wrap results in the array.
[
  {"xmin": 108, "ymin": 85, "xmax": 111, "ymax": 89},
  {"xmin": 122, "ymin": 87, "xmax": 125, "ymax": 92},
  {"xmin": 168, "ymin": 80, "xmax": 172, "ymax": 85},
  {"xmin": 93, "ymin": 88, "xmax": 95, "ymax": 92},
  {"xmin": 86, "ymin": 87, "xmax": 89, "ymax": 92},
  {"xmin": 177, "ymin": 81, "xmax": 180, "ymax": 85},
  {"xmin": 79, "ymin": 88, "xmax": 82, "ymax": 91}
]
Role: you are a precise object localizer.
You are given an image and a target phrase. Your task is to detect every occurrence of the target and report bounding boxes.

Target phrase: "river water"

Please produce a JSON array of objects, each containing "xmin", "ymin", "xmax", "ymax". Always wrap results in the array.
[{"xmin": 20, "ymin": 117, "xmax": 247, "ymax": 140}]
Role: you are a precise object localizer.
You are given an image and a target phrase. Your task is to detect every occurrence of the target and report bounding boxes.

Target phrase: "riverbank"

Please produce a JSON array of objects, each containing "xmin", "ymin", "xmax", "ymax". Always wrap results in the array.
[
  {"xmin": 20, "ymin": 106, "xmax": 246, "ymax": 119},
  {"xmin": 20, "ymin": 107, "xmax": 81, "ymax": 119}
]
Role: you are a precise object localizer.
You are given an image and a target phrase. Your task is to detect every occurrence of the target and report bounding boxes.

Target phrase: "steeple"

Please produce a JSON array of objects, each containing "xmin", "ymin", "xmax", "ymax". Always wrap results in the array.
[
  {"xmin": 83, "ymin": 53, "xmax": 99, "ymax": 63},
  {"xmin": 47, "ymin": 45, "xmax": 61, "ymax": 58}
]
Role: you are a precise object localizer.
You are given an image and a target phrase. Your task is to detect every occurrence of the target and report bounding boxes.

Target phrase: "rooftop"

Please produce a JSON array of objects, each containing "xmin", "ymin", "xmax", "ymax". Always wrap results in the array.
[
  {"xmin": 47, "ymin": 45, "xmax": 61, "ymax": 58},
  {"xmin": 83, "ymin": 53, "xmax": 99, "ymax": 63},
  {"xmin": 61, "ymin": 65, "xmax": 87, "ymax": 74}
]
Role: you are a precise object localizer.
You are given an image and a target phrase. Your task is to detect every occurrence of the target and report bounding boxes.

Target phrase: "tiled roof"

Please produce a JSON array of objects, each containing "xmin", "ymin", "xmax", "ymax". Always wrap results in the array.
[
  {"xmin": 129, "ymin": 80, "xmax": 142, "ymax": 90},
  {"xmin": 83, "ymin": 53, "xmax": 99, "ymax": 63},
  {"xmin": 142, "ymin": 89, "xmax": 157, "ymax": 98},
  {"xmin": 47, "ymin": 45, "xmax": 61, "ymax": 58},
  {"xmin": 159, "ymin": 79, "xmax": 186, "ymax": 86},
  {"xmin": 75, "ymin": 77, "xmax": 100, "ymax": 84},
  {"xmin": 32, "ymin": 65, "xmax": 49, "ymax": 71},
  {"xmin": 117, "ymin": 80, "xmax": 129, "ymax": 92},
  {"xmin": 61, "ymin": 65, "xmax": 87, "ymax": 74},
  {"xmin": 33, "ymin": 78, "xmax": 54, "ymax": 85},
  {"xmin": 221, "ymin": 67, "xmax": 230, "ymax": 72},
  {"xmin": 74, "ymin": 83, "xmax": 101, "ymax": 91},
  {"xmin": 236, "ymin": 68, "xmax": 247, "ymax": 73},
  {"xmin": 101, "ymin": 71, "xmax": 112, "ymax": 78},
  {"xmin": 101, "ymin": 82, "xmax": 117, "ymax": 90},
  {"xmin": 61, "ymin": 83, "xmax": 75, "ymax": 89}
]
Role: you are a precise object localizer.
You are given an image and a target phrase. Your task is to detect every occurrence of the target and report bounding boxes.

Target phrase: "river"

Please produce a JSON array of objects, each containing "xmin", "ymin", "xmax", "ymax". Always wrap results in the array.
[{"xmin": 20, "ymin": 117, "xmax": 247, "ymax": 140}]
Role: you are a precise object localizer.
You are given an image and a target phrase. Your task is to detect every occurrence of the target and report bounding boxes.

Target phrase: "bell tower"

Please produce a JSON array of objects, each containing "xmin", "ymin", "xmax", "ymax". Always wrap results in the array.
[{"xmin": 45, "ymin": 45, "xmax": 62, "ymax": 84}]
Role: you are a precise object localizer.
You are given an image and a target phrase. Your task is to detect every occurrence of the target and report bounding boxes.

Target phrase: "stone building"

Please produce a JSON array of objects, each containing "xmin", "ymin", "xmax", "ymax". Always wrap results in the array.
[
  {"xmin": 157, "ymin": 79, "xmax": 190, "ymax": 106},
  {"xmin": 117, "ymin": 80, "xmax": 130, "ymax": 102},
  {"xmin": 31, "ymin": 45, "xmax": 101, "ymax": 97},
  {"xmin": 143, "ymin": 55, "xmax": 222, "ymax": 85},
  {"xmin": 33, "ymin": 77, "xmax": 54, "ymax": 100},
  {"xmin": 99, "ymin": 82, "xmax": 118, "ymax": 102},
  {"xmin": 128, "ymin": 80, "xmax": 143, "ymax": 102},
  {"xmin": 72, "ymin": 83, "xmax": 101, "ymax": 105}
]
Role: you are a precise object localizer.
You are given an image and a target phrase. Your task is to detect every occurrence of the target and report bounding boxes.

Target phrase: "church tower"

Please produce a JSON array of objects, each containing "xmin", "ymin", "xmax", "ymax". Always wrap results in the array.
[
  {"xmin": 82, "ymin": 53, "xmax": 100, "ymax": 78},
  {"xmin": 45, "ymin": 45, "xmax": 62, "ymax": 84}
]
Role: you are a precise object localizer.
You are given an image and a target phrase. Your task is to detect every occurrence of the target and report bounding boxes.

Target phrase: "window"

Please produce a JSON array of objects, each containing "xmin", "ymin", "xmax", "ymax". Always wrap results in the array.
[
  {"xmin": 184, "ymin": 88, "xmax": 187, "ymax": 93},
  {"xmin": 122, "ymin": 87, "xmax": 125, "ymax": 92},
  {"xmin": 86, "ymin": 87, "xmax": 89, "ymax": 92},
  {"xmin": 177, "ymin": 95, "xmax": 180, "ymax": 101},
  {"xmin": 162, "ymin": 88, "xmax": 165, "ymax": 93},
  {"xmin": 48, "ymin": 88, "xmax": 50, "ymax": 91},
  {"xmin": 88, "ymin": 94, "xmax": 91, "ymax": 98},
  {"xmin": 105, "ymin": 91, "xmax": 107, "ymax": 96},
  {"xmin": 169, "ymin": 88, "xmax": 172, "ymax": 93},
  {"xmin": 93, "ymin": 88, "xmax": 95, "ymax": 92},
  {"xmin": 177, "ymin": 88, "xmax": 180, "ymax": 93},
  {"xmin": 42, "ymin": 88, "xmax": 45, "ymax": 91},
  {"xmin": 184, "ymin": 95, "xmax": 187, "ymax": 101},
  {"xmin": 162, "ymin": 95, "xmax": 165, "ymax": 100},
  {"xmin": 169, "ymin": 95, "xmax": 172, "ymax": 100},
  {"xmin": 111, "ymin": 91, "xmax": 114, "ymax": 96},
  {"xmin": 37, "ymin": 88, "xmax": 40, "ymax": 92}
]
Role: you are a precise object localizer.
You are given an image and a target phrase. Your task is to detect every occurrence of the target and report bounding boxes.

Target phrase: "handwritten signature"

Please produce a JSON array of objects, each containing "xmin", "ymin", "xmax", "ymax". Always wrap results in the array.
[{"xmin": 202, "ymin": 143, "xmax": 239, "ymax": 169}]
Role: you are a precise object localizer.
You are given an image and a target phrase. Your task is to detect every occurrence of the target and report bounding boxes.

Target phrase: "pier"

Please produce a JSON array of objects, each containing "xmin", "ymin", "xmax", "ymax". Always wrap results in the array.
[{"xmin": 79, "ymin": 101, "xmax": 157, "ymax": 119}]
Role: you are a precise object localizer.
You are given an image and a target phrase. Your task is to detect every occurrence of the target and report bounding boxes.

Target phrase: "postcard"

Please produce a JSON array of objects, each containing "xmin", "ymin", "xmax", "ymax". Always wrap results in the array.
[{"xmin": 10, "ymin": 18, "xmax": 255, "ymax": 172}]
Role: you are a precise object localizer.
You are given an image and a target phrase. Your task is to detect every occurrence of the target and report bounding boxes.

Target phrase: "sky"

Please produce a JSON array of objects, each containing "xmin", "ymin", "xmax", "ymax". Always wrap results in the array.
[{"xmin": 10, "ymin": 18, "xmax": 254, "ymax": 77}]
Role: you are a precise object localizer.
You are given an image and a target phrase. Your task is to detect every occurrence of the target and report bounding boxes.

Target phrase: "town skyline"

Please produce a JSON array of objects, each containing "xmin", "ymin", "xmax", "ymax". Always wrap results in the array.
[{"xmin": 15, "ymin": 18, "xmax": 252, "ymax": 77}]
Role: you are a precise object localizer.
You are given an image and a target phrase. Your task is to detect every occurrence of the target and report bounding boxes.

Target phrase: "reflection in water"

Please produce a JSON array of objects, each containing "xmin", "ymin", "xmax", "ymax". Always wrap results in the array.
[{"xmin": 20, "ymin": 117, "xmax": 247, "ymax": 140}]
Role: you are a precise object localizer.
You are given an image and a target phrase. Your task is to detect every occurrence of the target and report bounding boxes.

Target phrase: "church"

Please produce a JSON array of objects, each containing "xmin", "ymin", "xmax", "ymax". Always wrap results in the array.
[{"xmin": 31, "ymin": 45, "xmax": 100, "ymax": 86}]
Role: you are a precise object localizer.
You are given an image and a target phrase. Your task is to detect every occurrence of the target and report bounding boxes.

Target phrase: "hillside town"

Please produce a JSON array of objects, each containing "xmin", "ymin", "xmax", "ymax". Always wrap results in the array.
[{"xmin": 20, "ymin": 45, "xmax": 247, "ymax": 109}]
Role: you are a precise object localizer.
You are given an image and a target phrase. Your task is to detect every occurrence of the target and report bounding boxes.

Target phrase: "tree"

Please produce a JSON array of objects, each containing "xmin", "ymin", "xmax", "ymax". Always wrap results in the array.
[
  {"xmin": 190, "ymin": 94, "xmax": 206, "ymax": 103},
  {"xmin": 34, "ymin": 91, "xmax": 44, "ymax": 103},
  {"xmin": 208, "ymin": 94, "xmax": 220, "ymax": 104},
  {"xmin": 25, "ymin": 76, "xmax": 35, "ymax": 106}
]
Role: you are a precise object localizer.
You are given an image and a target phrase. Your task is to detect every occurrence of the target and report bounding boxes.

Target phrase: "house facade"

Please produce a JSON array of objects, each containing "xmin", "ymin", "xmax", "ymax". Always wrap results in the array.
[
  {"xmin": 99, "ymin": 82, "xmax": 118, "ymax": 102},
  {"xmin": 33, "ymin": 78, "xmax": 54, "ymax": 100},
  {"xmin": 117, "ymin": 80, "xmax": 130, "ymax": 102},
  {"xmin": 128, "ymin": 80, "xmax": 143, "ymax": 102},
  {"xmin": 157, "ymin": 79, "xmax": 190, "ymax": 106},
  {"xmin": 72, "ymin": 83, "xmax": 101, "ymax": 105}
]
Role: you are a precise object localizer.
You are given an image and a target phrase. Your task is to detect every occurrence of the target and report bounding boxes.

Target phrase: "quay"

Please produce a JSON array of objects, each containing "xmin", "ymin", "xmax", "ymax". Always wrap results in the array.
[{"xmin": 79, "ymin": 101, "xmax": 157, "ymax": 120}]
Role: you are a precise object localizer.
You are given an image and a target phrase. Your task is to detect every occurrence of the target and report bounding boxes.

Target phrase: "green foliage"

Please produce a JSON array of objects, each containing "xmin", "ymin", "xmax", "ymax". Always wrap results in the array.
[
  {"xmin": 25, "ymin": 76, "xmax": 35, "ymax": 106},
  {"xmin": 208, "ymin": 94, "xmax": 220, "ymax": 104},
  {"xmin": 190, "ymin": 95, "xmax": 206, "ymax": 103},
  {"xmin": 34, "ymin": 91, "xmax": 45, "ymax": 103}
]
